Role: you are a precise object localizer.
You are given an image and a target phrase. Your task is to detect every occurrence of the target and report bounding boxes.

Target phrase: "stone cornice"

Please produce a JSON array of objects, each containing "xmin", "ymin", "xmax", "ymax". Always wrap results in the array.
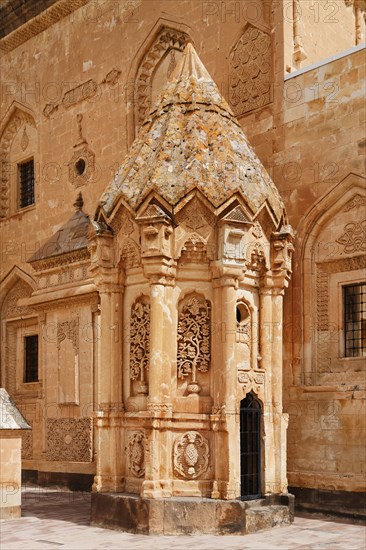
[
  {"xmin": 0, "ymin": 0, "xmax": 88, "ymax": 54},
  {"xmin": 0, "ymin": 0, "xmax": 143, "ymax": 54}
]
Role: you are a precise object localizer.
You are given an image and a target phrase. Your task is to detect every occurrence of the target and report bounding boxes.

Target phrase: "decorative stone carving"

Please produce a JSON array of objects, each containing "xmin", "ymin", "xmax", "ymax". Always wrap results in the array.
[
  {"xmin": 173, "ymin": 431, "xmax": 209, "ymax": 479},
  {"xmin": 5, "ymin": 325, "xmax": 17, "ymax": 396},
  {"xmin": 57, "ymin": 319, "xmax": 79, "ymax": 351},
  {"xmin": 180, "ymin": 234, "xmax": 208, "ymax": 263},
  {"xmin": 0, "ymin": 108, "xmax": 36, "ymax": 217},
  {"xmin": 177, "ymin": 295, "xmax": 211, "ymax": 394},
  {"xmin": 3, "ymin": 280, "xmax": 33, "ymax": 318},
  {"xmin": 128, "ymin": 431, "xmax": 145, "ymax": 477},
  {"xmin": 103, "ymin": 68, "xmax": 121, "ymax": 86},
  {"xmin": 177, "ymin": 197, "xmax": 215, "ymax": 230},
  {"xmin": 46, "ymin": 418, "xmax": 93, "ymax": 462},
  {"xmin": 134, "ymin": 27, "xmax": 189, "ymax": 128},
  {"xmin": 146, "ymin": 401, "xmax": 173, "ymax": 414},
  {"xmin": 121, "ymin": 240, "xmax": 140, "ymax": 269},
  {"xmin": 315, "ymin": 269, "xmax": 330, "ymax": 373},
  {"xmin": 252, "ymin": 221, "xmax": 263, "ymax": 239},
  {"xmin": 43, "ymin": 103, "xmax": 58, "ymax": 118},
  {"xmin": 229, "ymin": 24, "xmax": 272, "ymax": 116},
  {"xmin": 130, "ymin": 297, "xmax": 150, "ymax": 394},
  {"xmin": 67, "ymin": 114, "xmax": 95, "ymax": 188},
  {"xmin": 62, "ymin": 79, "xmax": 98, "ymax": 108},
  {"xmin": 22, "ymin": 425, "xmax": 33, "ymax": 459},
  {"xmin": 336, "ymin": 220, "xmax": 366, "ymax": 254},
  {"xmin": 320, "ymin": 255, "xmax": 366, "ymax": 274},
  {"xmin": 238, "ymin": 371, "xmax": 264, "ymax": 392},
  {"xmin": 249, "ymin": 242, "xmax": 266, "ymax": 272},
  {"xmin": 20, "ymin": 127, "xmax": 29, "ymax": 151},
  {"xmin": 343, "ymin": 194, "xmax": 366, "ymax": 211}
]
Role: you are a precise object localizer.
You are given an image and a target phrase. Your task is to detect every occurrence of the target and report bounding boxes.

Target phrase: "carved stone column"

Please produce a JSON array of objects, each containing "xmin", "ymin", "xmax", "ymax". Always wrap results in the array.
[
  {"xmin": 141, "ymin": 257, "xmax": 176, "ymax": 498},
  {"xmin": 212, "ymin": 263, "xmax": 243, "ymax": 499},
  {"xmin": 88, "ymin": 223, "xmax": 124, "ymax": 492},
  {"xmin": 269, "ymin": 227, "xmax": 295, "ymax": 495}
]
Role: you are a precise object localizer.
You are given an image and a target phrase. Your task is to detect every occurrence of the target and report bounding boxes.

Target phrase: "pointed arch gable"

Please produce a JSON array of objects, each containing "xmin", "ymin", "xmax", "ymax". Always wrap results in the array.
[
  {"xmin": 126, "ymin": 19, "xmax": 192, "ymax": 146},
  {"xmin": 0, "ymin": 102, "xmax": 38, "ymax": 218},
  {"xmin": 0, "ymin": 266, "xmax": 36, "ymax": 311},
  {"xmin": 298, "ymin": 173, "xmax": 366, "ymax": 386}
]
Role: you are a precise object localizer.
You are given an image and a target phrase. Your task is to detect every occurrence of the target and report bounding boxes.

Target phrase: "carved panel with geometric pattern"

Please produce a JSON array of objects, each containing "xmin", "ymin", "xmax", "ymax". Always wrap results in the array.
[{"xmin": 46, "ymin": 418, "xmax": 93, "ymax": 462}]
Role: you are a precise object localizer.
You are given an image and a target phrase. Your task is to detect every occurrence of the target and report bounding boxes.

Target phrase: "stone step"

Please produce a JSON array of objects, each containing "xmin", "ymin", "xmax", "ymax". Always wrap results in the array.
[{"xmin": 246, "ymin": 505, "xmax": 292, "ymax": 534}]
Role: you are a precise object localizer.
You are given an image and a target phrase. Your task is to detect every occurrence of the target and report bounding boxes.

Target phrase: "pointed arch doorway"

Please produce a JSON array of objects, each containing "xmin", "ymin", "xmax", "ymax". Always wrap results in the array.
[{"xmin": 240, "ymin": 392, "xmax": 262, "ymax": 499}]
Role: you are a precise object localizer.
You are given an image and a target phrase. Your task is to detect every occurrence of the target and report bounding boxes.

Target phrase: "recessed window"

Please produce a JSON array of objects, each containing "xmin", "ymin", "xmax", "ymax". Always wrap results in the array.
[
  {"xmin": 344, "ymin": 283, "xmax": 366, "ymax": 357},
  {"xmin": 24, "ymin": 335, "xmax": 38, "ymax": 383},
  {"xmin": 18, "ymin": 159, "xmax": 35, "ymax": 208}
]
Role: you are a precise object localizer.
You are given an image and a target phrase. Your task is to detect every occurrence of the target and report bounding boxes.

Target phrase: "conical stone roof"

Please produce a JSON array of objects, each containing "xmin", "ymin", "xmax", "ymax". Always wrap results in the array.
[{"xmin": 99, "ymin": 44, "xmax": 284, "ymax": 223}]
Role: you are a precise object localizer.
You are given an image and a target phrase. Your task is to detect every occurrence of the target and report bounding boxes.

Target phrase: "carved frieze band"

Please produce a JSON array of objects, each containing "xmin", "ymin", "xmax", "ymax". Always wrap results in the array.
[
  {"xmin": 46, "ymin": 418, "xmax": 93, "ymax": 462},
  {"xmin": 173, "ymin": 431, "xmax": 209, "ymax": 479},
  {"xmin": 238, "ymin": 371, "xmax": 264, "ymax": 393}
]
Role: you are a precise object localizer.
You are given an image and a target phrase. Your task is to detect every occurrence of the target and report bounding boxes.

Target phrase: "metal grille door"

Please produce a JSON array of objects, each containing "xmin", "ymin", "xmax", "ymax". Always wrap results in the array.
[{"xmin": 240, "ymin": 392, "xmax": 261, "ymax": 499}]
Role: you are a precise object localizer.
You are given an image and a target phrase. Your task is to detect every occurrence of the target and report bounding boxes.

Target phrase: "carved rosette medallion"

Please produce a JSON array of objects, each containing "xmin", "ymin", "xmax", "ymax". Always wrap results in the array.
[
  {"xmin": 177, "ymin": 295, "xmax": 211, "ymax": 394},
  {"xmin": 173, "ymin": 431, "xmax": 209, "ymax": 479},
  {"xmin": 130, "ymin": 298, "xmax": 150, "ymax": 394},
  {"xmin": 128, "ymin": 431, "xmax": 145, "ymax": 477}
]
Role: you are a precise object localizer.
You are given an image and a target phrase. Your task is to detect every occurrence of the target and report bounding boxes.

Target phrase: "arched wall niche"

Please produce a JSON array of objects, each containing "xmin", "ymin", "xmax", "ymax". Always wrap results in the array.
[
  {"xmin": 295, "ymin": 173, "xmax": 366, "ymax": 387},
  {"xmin": 0, "ymin": 267, "xmax": 38, "ymax": 394},
  {"xmin": 126, "ymin": 19, "xmax": 192, "ymax": 146},
  {"xmin": 0, "ymin": 102, "xmax": 38, "ymax": 218},
  {"xmin": 176, "ymin": 291, "xmax": 211, "ymax": 397}
]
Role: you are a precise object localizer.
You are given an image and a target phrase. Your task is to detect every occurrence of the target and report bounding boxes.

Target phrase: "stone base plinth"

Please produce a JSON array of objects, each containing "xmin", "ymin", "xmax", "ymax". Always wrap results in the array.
[{"xmin": 91, "ymin": 493, "xmax": 294, "ymax": 535}]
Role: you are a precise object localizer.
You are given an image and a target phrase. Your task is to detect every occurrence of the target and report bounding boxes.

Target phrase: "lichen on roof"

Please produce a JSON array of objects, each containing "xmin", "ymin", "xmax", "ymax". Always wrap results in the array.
[{"xmin": 99, "ymin": 43, "xmax": 284, "ymax": 223}]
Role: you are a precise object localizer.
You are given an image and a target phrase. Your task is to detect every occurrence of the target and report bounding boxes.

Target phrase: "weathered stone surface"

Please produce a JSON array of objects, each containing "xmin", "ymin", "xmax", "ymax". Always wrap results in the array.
[{"xmin": 91, "ymin": 493, "xmax": 292, "ymax": 535}]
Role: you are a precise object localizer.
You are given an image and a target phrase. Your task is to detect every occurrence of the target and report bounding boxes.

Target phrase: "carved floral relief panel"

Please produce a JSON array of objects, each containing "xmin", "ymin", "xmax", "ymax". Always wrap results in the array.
[
  {"xmin": 177, "ymin": 294, "xmax": 211, "ymax": 395},
  {"xmin": 129, "ymin": 297, "xmax": 150, "ymax": 396},
  {"xmin": 57, "ymin": 318, "xmax": 79, "ymax": 404},
  {"xmin": 127, "ymin": 431, "xmax": 145, "ymax": 478}
]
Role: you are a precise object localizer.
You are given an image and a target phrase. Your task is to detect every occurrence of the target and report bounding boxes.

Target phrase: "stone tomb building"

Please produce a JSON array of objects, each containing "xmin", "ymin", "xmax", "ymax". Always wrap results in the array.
[{"xmin": 0, "ymin": 0, "xmax": 365, "ymax": 531}]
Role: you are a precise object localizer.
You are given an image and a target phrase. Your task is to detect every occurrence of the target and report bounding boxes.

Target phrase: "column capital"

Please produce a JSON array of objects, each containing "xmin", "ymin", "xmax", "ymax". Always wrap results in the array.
[
  {"xmin": 210, "ymin": 261, "xmax": 244, "ymax": 287},
  {"xmin": 142, "ymin": 256, "xmax": 176, "ymax": 286}
]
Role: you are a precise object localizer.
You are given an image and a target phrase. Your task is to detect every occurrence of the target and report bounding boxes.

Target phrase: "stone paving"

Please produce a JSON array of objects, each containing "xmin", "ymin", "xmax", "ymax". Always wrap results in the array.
[{"xmin": 0, "ymin": 488, "xmax": 365, "ymax": 550}]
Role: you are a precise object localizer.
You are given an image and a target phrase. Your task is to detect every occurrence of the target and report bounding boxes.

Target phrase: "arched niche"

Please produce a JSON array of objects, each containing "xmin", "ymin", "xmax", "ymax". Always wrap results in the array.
[
  {"xmin": 0, "ymin": 103, "xmax": 38, "ymax": 217},
  {"xmin": 298, "ymin": 173, "xmax": 366, "ymax": 386}
]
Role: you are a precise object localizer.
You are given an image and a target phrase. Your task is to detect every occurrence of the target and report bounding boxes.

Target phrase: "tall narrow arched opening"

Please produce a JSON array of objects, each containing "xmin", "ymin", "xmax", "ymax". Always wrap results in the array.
[{"xmin": 240, "ymin": 391, "xmax": 262, "ymax": 499}]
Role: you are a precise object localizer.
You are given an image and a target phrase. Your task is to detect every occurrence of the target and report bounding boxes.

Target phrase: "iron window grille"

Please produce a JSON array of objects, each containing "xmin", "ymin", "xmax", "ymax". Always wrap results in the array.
[
  {"xmin": 240, "ymin": 392, "xmax": 262, "ymax": 500},
  {"xmin": 18, "ymin": 159, "xmax": 35, "ymax": 208},
  {"xmin": 343, "ymin": 283, "xmax": 366, "ymax": 357},
  {"xmin": 24, "ymin": 335, "xmax": 38, "ymax": 383}
]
